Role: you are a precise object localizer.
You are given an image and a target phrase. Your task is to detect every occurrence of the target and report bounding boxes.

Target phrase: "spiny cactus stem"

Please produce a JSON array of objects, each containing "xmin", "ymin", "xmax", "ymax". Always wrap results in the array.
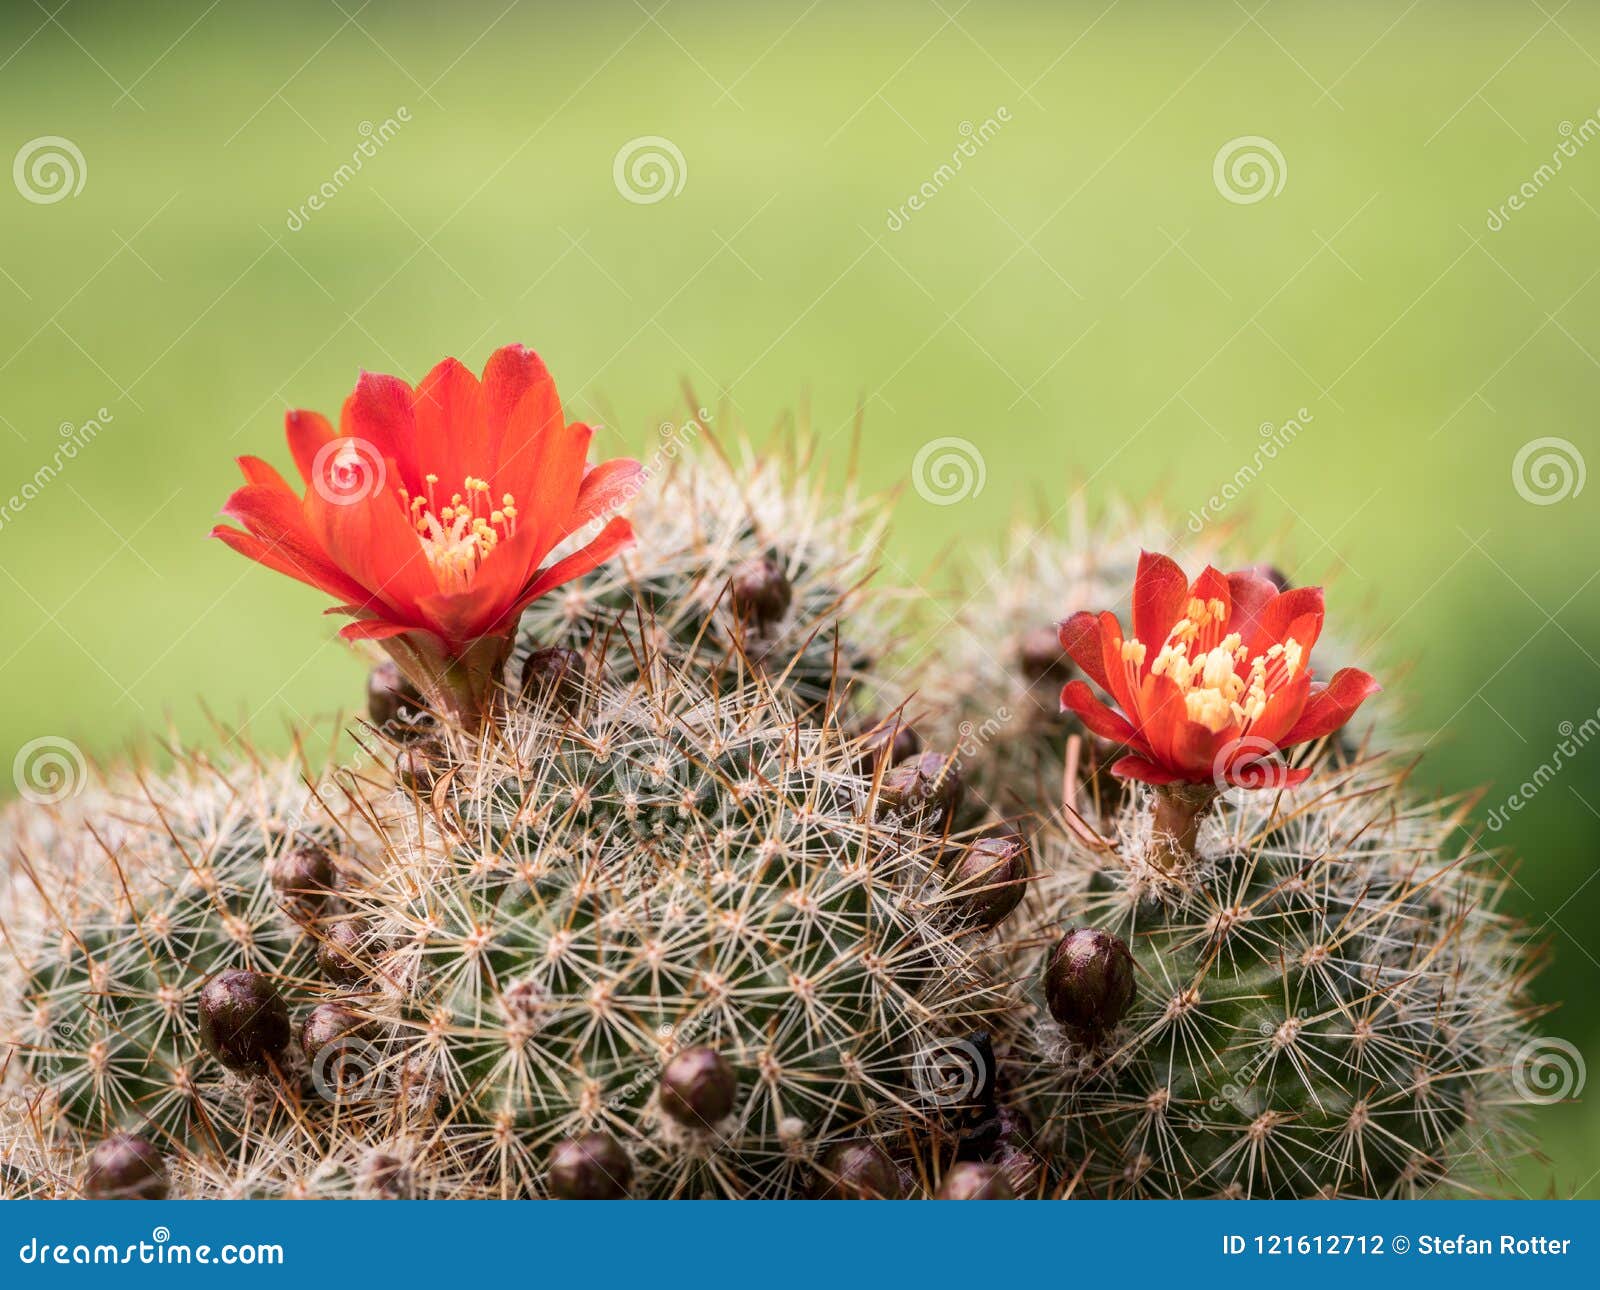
[{"xmin": 1149, "ymin": 783, "xmax": 1217, "ymax": 873}]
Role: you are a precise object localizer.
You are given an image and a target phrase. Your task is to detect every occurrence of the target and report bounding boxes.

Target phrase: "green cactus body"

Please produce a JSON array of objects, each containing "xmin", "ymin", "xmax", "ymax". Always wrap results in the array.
[
  {"xmin": 515, "ymin": 437, "xmax": 894, "ymax": 714},
  {"xmin": 1011, "ymin": 769, "xmax": 1533, "ymax": 1198},
  {"xmin": 349, "ymin": 657, "xmax": 1000, "ymax": 1197}
]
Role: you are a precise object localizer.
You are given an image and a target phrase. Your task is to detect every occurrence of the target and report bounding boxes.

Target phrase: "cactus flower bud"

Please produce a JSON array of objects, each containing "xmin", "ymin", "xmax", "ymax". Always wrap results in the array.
[
  {"xmin": 877, "ymin": 750, "xmax": 964, "ymax": 824},
  {"xmin": 520, "ymin": 646, "xmax": 587, "ymax": 714},
  {"xmin": 299, "ymin": 1002, "xmax": 370, "ymax": 1069},
  {"xmin": 367, "ymin": 659, "xmax": 427, "ymax": 733},
  {"xmin": 937, "ymin": 1161, "xmax": 1015, "ymax": 1199},
  {"xmin": 946, "ymin": 830, "xmax": 1029, "ymax": 928},
  {"xmin": 815, "ymin": 1140, "xmax": 903, "ymax": 1199},
  {"xmin": 658, "ymin": 1045, "xmax": 738, "ymax": 1129},
  {"xmin": 269, "ymin": 841, "xmax": 336, "ymax": 923},
  {"xmin": 82, "ymin": 1134, "xmax": 168, "ymax": 1200},
  {"xmin": 729, "ymin": 555, "xmax": 792, "ymax": 626},
  {"xmin": 1017, "ymin": 624, "xmax": 1072, "ymax": 682},
  {"xmin": 318, "ymin": 917, "xmax": 377, "ymax": 986},
  {"xmin": 198, "ymin": 969, "xmax": 291, "ymax": 1074},
  {"xmin": 853, "ymin": 714, "xmax": 922, "ymax": 772},
  {"xmin": 1044, "ymin": 927, "xmax": 1136, "ymax": 1038},
  {"xmin": 547, "ymin": 1133, "xmax": 634, "ymax": 1199}
]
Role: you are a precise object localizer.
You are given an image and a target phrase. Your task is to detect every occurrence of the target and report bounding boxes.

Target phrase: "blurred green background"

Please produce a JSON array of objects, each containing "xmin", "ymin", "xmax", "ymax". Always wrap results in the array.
[{"xmin": 1, "ymin": 0, "xmax": 1596, "ymax": 1196}]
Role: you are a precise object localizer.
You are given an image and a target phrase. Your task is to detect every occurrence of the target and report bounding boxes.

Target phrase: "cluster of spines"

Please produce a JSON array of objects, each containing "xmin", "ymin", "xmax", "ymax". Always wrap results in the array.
[{"xmin": 337, "ymin": 650, "xmax": 1018, "ymax": 1198}]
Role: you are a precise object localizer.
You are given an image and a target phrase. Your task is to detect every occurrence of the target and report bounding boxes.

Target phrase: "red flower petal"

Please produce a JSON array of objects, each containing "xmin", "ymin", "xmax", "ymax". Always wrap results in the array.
[
  {"xmin": 303, "ymin": 485, "xmax": 434, "ymax": 620},
  {"xmin": 477, "ymin": 344, "xmax": 552, "ymax": 469},
  {"xmin": 337, "ymin": 618, "xmax": 414, "ymax": 642},
  {"xmin": 210, "ymin": 524, "xmax": 373, "ymax": 607},
  {"xmin": 1187, "ymin": 565, "xmax": 1233, "ymax": 650},
  {"xmin": 1280, "ymin": 668, "xmax": 1380, "ymax": 746},
  {"xmin": 1132, "ymin": 550, "xmax": 1191, "ymax": 650},
  {"xmin": 1224, "ymin": 569, "xmax": 1279, "ymax": 642},
  {"xmin": 492, "ymin": 372, "xmax": 566, "ymax": 507},
  {"xmin": 515, "ymin": 420, "xmax": 596, "ymax": 560},
  {"xmin": 340, "ymin": 371, "xmax": 418, "ymax": 489},
  {"xmin": 236, "ymin": 455, "xmax": 292, "ymax": 491},
  {"xmin": 1059, "ymin": 611, "xmax": 1111, "ymax": 692},
  {"xmin": 1248, "ymin": 586, "xmax": 1325, "ymax": 657},
  {"xmin": 412, "ymin": 357, "xmax": 482, "ymax": 490},
  {"xmin": 516, "ymin": 516, "xmax": 635, "ymax": 609},
  {"xmin": 285, "ymin": 410, "xmax": 336, "ymax": 486},
  {"xmin": 555, "ymin": 458, "xmax": 645, "ymax": 542},
  {"xmin": 1060, "ymin": 680, "xmax": 1145, "ymax": 749},
  {"xmin": 1108, "ymin": 754, "xmax": 1186, "ymax": 785}
]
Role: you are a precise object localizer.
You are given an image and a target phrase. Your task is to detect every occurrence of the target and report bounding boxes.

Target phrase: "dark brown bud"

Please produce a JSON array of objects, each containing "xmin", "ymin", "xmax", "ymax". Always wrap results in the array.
[
  {"xmin": 815, "ymin": 1140, "xmax": 903, "ymax": 1199},
  {"xmin": 318, "ymin": 917, "xmax": 377, "ymax": 987},
  {"xmin": 359, "ymin": 1151, "xmax": 413, "ymax": 1200},
  {"xmin": 299, "ymin": 1002, "xmax": 370, "ymax": 1069},
  {"xmin": 853, "ymin": 714, "xmax": 922, "ymax": 772},
  {"xmin": 937, "ymin": 1161, "xmax": 1015, "ymax": 1199},
  {"xmin": 269, "ymin": 842, "xmax": 336, "ymax": 923},
  {"xmin": 198, "ymin": 969, "xmax": 291, "ymax": 1074},
  {"xmin": 1017, "ymin": 624, "xmax": 1072, "ymax": 682},
  {"xmin": 367, "ymin": 659, "xmax": 427, "ymax": 732},
  {"xmin": 877, "ymin": 751, "xmax": 964, "ymax": 824},
  {"xmin": 519, "ymin": 646, "xmax": 587, "ymax": 714},
  {"xmin": 82, "ymin": 1134, "xmax": 168, "ymax": 1200},
  {"xmin": 1242, "ymin": 562, "xmax": 1291, "ymax": 591},
  {"xmin": 1044, "ymin": 927, "xmax": 1136, "ymax": 1037},
  {"xmin": 547, "ymin": 1133, "xmax": 633, "ymax": 1199},
  {"xmin": 658, "ymin": 1046, "xmax": 738, "ymax": 1129},
  {"xmin": 729, "ymin": 555, "xmax": 792, "ymax": 626},
  {"xmin": 945, "ymin": 830, "xmax": 1029, "ymax": 928},
  {"xmin": 394, "ymin": 740, "xmax": 442, "ymax": 794}
]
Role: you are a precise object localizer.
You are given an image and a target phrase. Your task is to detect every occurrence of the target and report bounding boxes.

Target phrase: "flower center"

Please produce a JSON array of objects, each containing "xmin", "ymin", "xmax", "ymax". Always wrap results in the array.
[
  {"xmin": 1121, "ymin": 597, "xmax": 1303, "ymax": 735},
  {"xmin": 402, "ymin": 474, "xmax": 518, "ymax": 592}
]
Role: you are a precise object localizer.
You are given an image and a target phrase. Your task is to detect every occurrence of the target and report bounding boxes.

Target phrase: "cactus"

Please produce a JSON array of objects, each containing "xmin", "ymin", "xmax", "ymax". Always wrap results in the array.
[
  {"xmin": 0, "ymin": 740, "xmax": 366, "ymax": 1186},
  {"xmin": 1004, "ymin": 760, "xmax": 1537, "ymax": 1198},
  {"xmin": 515, "ymin": 428, "xmax": 899, "ymax": 716},
  {"xmin": 338, "ymin": 645, "xmax": 1007, "ymax": 1198}
]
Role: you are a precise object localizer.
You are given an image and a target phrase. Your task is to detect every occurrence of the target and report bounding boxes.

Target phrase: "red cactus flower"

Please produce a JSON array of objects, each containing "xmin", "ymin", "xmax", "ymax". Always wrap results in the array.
[
  {"xmin": 213, "ymin": 345, "xmax": 641, "ymax": 726},
  {"xmin": 1058, "ymin": 552, "xmax": 1378, "ymax": 790}
]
